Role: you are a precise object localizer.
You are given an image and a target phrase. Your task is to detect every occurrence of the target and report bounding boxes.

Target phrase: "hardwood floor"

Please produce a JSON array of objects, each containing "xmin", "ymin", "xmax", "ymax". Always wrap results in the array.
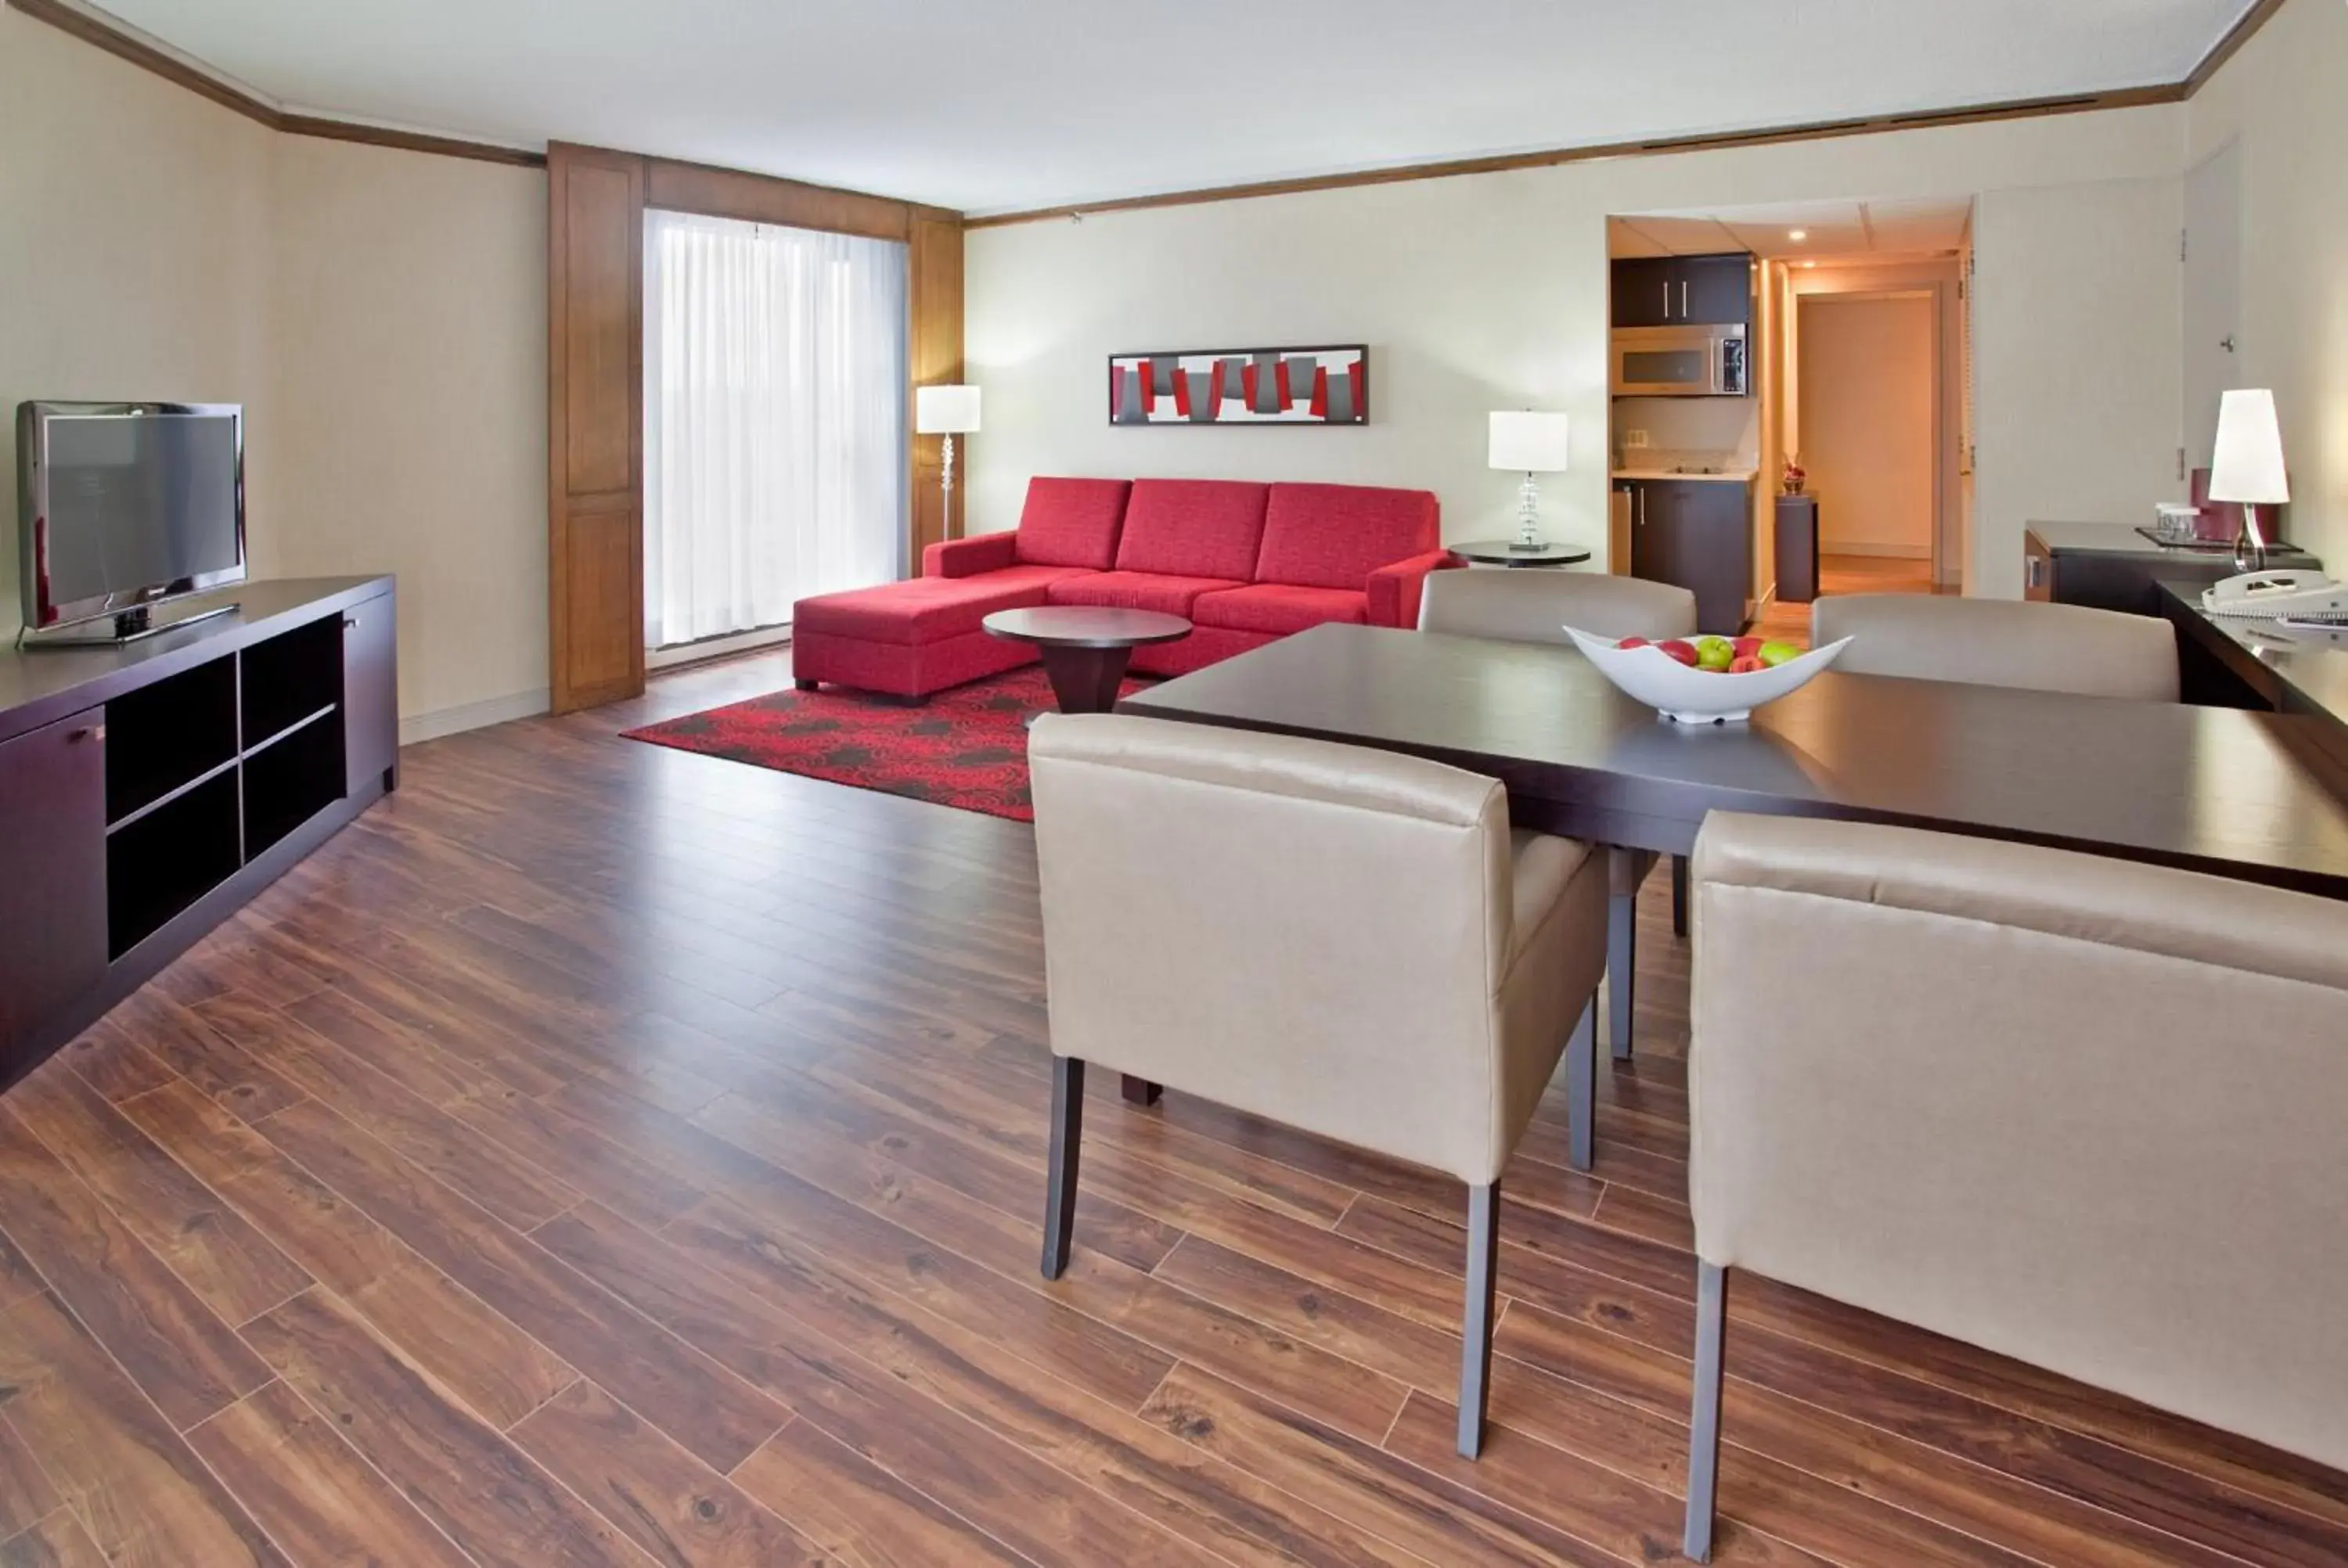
[
  {"xmin": 1752, "ymin": 554, "xmax": 1941, "ymax": 649},
  {"xmin": 0, "ymin": 648, "xmax": 2339, "ymax": 1566}
]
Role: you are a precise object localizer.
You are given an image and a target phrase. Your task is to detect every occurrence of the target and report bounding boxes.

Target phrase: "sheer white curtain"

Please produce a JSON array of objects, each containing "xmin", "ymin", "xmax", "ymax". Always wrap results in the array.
[{"xmin": 643, "ymin": 209, "xmax": 907, "ymax": 649}]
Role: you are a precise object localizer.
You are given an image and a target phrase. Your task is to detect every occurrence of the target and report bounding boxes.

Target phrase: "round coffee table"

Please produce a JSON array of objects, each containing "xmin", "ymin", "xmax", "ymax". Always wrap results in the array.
[
  {"xmin": 1451, "ymin": 540, "xmax": 1594, "ymax": 568},
  {"xmin": 981, "ymin": 606, "xmax": 1192, "ymax": 715}
]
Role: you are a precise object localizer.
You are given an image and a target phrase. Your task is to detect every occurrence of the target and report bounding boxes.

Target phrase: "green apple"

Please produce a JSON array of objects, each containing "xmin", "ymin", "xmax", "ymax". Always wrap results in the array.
[
  {"xmin": 1758, "ymin": 641, "xmax": 1802, "ymax": 667},
  {"xmin": 1694, "ymin": 638, "xmax": 1734, "ymax": 671}
]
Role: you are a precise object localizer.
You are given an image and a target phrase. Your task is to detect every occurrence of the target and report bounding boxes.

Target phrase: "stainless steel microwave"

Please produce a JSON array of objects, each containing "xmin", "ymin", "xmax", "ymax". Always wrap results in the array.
[{"xmin": 1611, "ymin": 324, "xmax": 1748, "ymax": 397}]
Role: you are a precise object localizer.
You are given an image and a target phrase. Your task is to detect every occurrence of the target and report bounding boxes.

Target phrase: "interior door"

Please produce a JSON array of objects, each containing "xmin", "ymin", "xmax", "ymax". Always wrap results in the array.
[
  {"xmin": 548, "ymin": 143, "xmax": 647, "ymax": 714},
  {"xmin": 2183, "ymin": 142, "xmax": 2242, "ymax": 473}
]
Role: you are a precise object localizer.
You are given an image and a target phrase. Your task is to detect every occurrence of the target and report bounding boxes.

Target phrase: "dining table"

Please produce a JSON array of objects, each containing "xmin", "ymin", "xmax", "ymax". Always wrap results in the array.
[{"xmin": 1118, "ymin": 623, "xmax": 2348, "ymax": 1056}]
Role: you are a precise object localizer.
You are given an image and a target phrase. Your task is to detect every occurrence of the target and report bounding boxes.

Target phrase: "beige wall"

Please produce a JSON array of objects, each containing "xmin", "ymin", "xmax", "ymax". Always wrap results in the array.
[
  {"xmin": 0, "ymin": 5, "xmax": 275, "ymax": 641},
  {"xmin": 0, "ymin": 8, "xmax": 549, "ymax": 735},
  {"xmin": 1799, "ymin": 293, "xmax": 1936, "ymax": 558},
  {"xmin": 270, "ymin": 140, "xmax": 548, "ymax": 736},
  {"xmin": 967, "ymin": 105, "xmax": 2186, "ymax": 599},
  {"xmin": 2188, "ymin": 0, "xmax": 2348, "ymax": 570},
  {"xmin": 1971, "ymin": 175, "xmax": 2182, "ymax": 595}
]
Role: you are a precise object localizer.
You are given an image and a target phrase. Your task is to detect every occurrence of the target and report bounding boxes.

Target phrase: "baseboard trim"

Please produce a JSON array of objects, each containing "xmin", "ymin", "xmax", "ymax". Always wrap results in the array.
[
  {"xmin": 400, "ymin": 688, "xmax": 552, "ymax": 746},
  {"xmin": 646, "ymin": 624, "xmax": 791, "ymax": 671},
  {"xmin": 1821, "ymin": 542, "xmax": 1933, "ymax": 560}
]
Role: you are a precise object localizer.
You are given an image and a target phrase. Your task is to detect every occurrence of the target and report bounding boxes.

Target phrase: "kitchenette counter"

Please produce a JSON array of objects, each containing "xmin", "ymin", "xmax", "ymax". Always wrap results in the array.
[{"xmin": 1612, "ymin": 467, "xmax": 1756, "ymax": 484}]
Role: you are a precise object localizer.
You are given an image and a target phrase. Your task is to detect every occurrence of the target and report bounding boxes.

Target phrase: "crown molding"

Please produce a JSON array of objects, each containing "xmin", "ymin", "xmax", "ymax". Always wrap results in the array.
[
  {"xmin": 6, "ymin": 0, "xmax": 546, "ymax": 167},
  {"xmin": 13, "ymin": 0, "xmax": 2286, "ymax": 214}
]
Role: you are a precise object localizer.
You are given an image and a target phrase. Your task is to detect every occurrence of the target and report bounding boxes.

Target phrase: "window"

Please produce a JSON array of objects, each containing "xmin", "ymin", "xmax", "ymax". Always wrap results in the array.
[{"xmin": 643, "ymin": 209, "xmax": 907, "ymax": 650}]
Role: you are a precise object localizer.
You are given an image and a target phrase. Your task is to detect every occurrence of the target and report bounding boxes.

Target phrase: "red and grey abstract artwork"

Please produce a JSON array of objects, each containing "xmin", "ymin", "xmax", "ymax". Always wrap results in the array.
[{"xmin": 1108, "ymin": 346, "xmax": 1368, "ymax": 425}]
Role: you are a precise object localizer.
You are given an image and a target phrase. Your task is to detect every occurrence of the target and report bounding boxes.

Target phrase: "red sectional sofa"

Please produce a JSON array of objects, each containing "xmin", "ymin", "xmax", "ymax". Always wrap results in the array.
[{"xmin": 791, "ymin": 476, "xmax": 1455, "ymax": 699}]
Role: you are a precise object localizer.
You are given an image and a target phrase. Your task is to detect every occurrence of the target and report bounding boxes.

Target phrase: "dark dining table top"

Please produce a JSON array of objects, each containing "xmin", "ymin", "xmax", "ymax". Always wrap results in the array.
[{"xmin": 1118, "ymin": 622, "xmax": 2348, "ymax": 900}]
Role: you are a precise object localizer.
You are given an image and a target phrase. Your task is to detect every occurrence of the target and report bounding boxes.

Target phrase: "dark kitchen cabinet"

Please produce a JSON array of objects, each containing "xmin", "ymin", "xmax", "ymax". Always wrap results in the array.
[
  {"xmin": 1625, "ymin": 480, "xmax": 1754, "ymax": 635},
  {"xmin": 0, "ymin": 711, "xmax": 110, "ymax": 1083},
  {"xmin": 1611, "ymin": 253, "xmax": 1752, "ymax": 328}
]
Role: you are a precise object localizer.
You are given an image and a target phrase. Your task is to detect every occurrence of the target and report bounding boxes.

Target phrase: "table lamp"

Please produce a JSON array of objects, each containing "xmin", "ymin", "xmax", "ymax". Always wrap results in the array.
[
  {"xmin": 2209, "ymin": 387, "xmax": 2287, "ymax": 572},
  {"xmin": 1489, "ymin": 411, "xmax": 1571, "ymax": 551},
  {"xmin": 917, "ymin": 384, "xmax": 982, "ymax": 535}
]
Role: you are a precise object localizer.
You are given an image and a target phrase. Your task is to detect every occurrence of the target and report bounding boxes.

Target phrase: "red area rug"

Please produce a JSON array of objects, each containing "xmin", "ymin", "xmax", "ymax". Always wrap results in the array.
[{"xmin": 621, "ymin": 667, "xmax": 1146, "ymax": 822}]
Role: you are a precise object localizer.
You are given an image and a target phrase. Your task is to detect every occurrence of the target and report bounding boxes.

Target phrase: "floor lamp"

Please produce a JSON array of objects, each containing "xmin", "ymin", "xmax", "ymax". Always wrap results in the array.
[{"xmin": 917, "ymin": 385, "xmax": 981, "ymax": 538}]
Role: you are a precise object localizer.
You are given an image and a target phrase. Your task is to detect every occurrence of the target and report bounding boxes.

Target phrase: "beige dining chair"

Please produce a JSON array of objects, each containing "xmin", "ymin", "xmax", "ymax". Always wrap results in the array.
[
  {"xmin": 1418, "ymin": 567, "xmax": 1702, "ymax": 1063},
  {"xmin": 1028, "ymin": 712, "xmax": 1609, "ymax": 1458},
  {"xmin": 1418, "ymin": 568, "xmax": 1698, "ymax": 644},
  {"xmin": 1679, "ymin": 811, "xmax": 2348, "ymax": 1559},
  {"xmin": 1811, "ymin": 594, "xmax": 2179, "ymax": 699}
]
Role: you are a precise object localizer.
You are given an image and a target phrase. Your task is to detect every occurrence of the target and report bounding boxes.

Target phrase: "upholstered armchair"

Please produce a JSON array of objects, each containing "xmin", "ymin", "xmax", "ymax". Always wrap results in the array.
[
  {"xmin": 1812, "ymin": 593, "xmax": 2179, "ymax": 699},
  {"xmin": 1028, "ymin": 713, "xmax": 1609, "ymax": 1458},
  {"xmin": 1418, "ymin": 568, "xmax": 1701, "ymax": 1059},
  {"xmin": 1417, "ymin": 569, "xmax": 1698, "ymax": 644},
  {"xmin": 1680, "ymin": 811, "xmax": 2348, "ymax": 1559}
]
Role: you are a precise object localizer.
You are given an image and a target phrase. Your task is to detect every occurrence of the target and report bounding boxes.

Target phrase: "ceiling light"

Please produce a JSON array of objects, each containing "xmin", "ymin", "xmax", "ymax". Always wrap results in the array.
[
  {"xmin": 1802, "ymin": 261, "xmax": 1817, "ymax": 269},
  {"xmin": 1788, "ymin": 228, "xmax": 1808, "ymax": 241}
]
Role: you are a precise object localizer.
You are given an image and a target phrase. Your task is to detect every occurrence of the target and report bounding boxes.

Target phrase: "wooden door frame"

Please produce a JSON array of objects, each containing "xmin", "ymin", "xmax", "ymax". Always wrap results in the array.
[{"xmin": 547, "ymin": 143, "xmax": 964, "ymax": 713}]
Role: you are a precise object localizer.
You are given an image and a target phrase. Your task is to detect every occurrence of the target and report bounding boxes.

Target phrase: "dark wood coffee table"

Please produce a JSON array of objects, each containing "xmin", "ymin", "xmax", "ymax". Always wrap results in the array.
[{"xmin": 982, "ymin": 606, "xmax": 1191, "ymax": 715}]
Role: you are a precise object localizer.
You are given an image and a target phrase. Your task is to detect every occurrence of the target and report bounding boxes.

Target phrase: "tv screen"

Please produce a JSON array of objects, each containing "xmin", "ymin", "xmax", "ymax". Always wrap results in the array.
[{"xmin": 20, "ymin": 403, "xmax": 245, "ymax": 628}]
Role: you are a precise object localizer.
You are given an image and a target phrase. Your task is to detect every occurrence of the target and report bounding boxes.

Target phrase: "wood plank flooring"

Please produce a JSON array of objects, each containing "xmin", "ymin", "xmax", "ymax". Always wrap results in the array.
[
  {"xmin": 1, "ymin": 649, "xmax": 2340, "ymax": 1567},
  {"xmin": 1752, "ymin": 555, "xmax": 1941, "ymax": 649}
]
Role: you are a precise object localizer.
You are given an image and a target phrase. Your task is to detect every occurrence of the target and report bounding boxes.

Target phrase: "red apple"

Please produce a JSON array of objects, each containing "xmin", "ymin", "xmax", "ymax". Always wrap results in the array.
[
  {"xmin": 1617, "ymin": 635, "xmax": 1651, "ymax": 650},
  {"xmin": 1657, "ymin": 639, "xmax": 1700, "ymax": 667},
  {"xmin": 1732, "ymin": 636, "xmax": 1764, "ymax": 658},
  {"xmin": 1728, "ymin": 654, "xmax": 1766, "ymax": 674}
]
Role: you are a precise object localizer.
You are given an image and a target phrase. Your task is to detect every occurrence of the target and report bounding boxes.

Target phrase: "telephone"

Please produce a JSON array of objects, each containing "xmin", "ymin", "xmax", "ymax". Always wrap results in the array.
[{"xmin": 2200, "ymin": 570, "xmax": 2348, "ymax": 621}]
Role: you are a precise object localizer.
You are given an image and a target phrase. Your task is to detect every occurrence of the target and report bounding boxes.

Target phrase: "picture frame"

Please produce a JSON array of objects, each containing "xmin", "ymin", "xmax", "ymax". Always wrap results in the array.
[{"xmin": 1107, "ymin": 345, "xmax": 1369, "ymax": 426}]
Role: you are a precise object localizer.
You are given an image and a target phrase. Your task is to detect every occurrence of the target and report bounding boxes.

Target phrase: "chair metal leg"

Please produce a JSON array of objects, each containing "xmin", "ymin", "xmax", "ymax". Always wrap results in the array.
[
  {"xmin": 1672, "ymin": 854, "xmax": 1690, "ymax": 938},
  {"xmin": 1684, "ymin": 1261, "xmax": 1728, "ymax": 1562},
  {"xmin": 1608, "ymin": 846, "xmax": 1642, "ymax": 1060},
  {"xmin": 1457, "ymin": 1181, "xmax": 1502, "ymax": 1458},
  {"xmin": 1565, "ymin": 996, "xmax": 1596, "ymax": 1171},
  {"xmin": 1041, "ymin": 1057, "xmax": 1085, "ymax": 1279}
]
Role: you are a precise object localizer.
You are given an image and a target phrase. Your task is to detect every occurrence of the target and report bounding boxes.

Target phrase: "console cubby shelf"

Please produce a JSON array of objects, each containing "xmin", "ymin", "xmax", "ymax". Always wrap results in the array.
[{"xmin": 0, "ymin": 577, "xmax": 398, "ymax": 1086}]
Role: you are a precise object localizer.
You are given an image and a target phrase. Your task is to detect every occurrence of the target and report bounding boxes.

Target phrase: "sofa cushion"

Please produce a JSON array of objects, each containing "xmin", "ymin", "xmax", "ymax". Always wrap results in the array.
[
  {"xmin": 794, "ymin": 566, "xmax": 1087, "ymax": 646},
  {"xmin": 1254, "ymin": 483, "xmax": 1441, "ymax": 592},
  {"xmin": 1014, "ymin": 477, "xmax": 1133, "ymax": 570},
  {"xmin": 1115, "ymin": 480, "xmax": 1271, "ymax": 581},
  {"xmin": 1191, "ymin": 583, "xmax": 1370, "ymax": 636},
  {"xmin": 1048, "ymin": 570, "xmax": 1246, "ymax": 616}
]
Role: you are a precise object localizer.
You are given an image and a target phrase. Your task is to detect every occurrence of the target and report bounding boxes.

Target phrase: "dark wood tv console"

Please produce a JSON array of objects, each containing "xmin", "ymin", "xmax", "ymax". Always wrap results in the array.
[{"xmin": 0, "ymin": 577, "xmax": 397, "ymax": 1090}]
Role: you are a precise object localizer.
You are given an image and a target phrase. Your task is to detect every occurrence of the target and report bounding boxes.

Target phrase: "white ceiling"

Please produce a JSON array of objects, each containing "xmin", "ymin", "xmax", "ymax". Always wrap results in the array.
[
  {"xmin": 1612, "ymin": 197, "xmax": 1975, "ymax": 264},
  {"xmin": 91, "ymin": 0, "xmax": 2253, "ymax": 216}
]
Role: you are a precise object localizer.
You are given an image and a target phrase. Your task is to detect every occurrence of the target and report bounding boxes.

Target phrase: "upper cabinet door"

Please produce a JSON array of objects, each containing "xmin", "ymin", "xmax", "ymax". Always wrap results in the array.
[
  {"xmin": 1611, "ymin": 259, "xmax": 1677, "ymax": 329},
  {"xmin": 1677, "ymin": 255, "xmax": 1753, "ymax": 327}
]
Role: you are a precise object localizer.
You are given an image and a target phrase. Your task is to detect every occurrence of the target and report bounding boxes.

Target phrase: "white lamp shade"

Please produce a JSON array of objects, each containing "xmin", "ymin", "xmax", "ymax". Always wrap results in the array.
[
  {"xmin": 917, "ymin": 384, "xmax": 981, "ymax": 435},
  {"xmin": 2209, "ymin": 388, "xmax": 2288, "ymax": 505},
  {"xmin": 1489, "ymin": 410, "xmax": 1570, "ymax": 473}
]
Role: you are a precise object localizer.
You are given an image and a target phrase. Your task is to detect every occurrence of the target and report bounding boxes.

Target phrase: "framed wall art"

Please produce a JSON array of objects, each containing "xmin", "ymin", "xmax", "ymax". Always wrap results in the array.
[{"xmin": 1108, "ymin": 345, "xmax": 1368, "ymax": 426}]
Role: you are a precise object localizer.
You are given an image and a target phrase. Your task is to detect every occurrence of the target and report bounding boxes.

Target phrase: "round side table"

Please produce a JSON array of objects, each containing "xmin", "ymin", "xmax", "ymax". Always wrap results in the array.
[
  {"xmin": 980, "ymin": 606, "xmax": 1192, "ymax": 714},
  {"xmin": 1451, "ymin": 540, "xmax": 1594, "ymax": 569}
]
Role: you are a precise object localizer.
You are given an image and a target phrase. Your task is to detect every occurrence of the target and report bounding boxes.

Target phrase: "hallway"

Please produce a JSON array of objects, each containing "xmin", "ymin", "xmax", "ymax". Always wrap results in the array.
[{"xmin": 1752, "ymin": 554, "xmax": 1939, "ymax": 649}]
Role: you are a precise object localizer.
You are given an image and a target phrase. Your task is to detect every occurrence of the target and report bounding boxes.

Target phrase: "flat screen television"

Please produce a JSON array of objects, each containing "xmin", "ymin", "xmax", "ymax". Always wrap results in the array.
[{"xmin": 16, "ymin": 401, "xmax": 246, "ymax": 637}]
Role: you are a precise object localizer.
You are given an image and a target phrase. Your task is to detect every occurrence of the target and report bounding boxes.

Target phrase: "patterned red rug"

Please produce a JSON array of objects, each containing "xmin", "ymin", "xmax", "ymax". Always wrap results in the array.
[{"xmin": 621, "ymin": 667, "xmax": 1147, "ymax": 822}]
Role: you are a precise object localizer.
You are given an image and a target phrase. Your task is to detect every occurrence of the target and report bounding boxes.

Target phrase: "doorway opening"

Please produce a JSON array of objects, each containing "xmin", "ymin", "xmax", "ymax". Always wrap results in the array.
[{"xmin": 1608, "ymin": 196, "xmax": 1973, "ymax": 646}]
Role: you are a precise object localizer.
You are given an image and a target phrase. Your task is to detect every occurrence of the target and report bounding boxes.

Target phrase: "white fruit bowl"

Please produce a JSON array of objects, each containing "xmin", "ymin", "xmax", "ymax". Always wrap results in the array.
[{"xmin": 1564, "ymin": 628, "xmax": 1853, "ymax": 725}]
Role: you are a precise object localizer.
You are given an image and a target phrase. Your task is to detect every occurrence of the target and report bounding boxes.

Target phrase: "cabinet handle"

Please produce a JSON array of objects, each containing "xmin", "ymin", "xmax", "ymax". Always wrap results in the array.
[
  {"xmin": 1638, "ymin": 489, "xmax": 1647, "ymax": 527},
  {"xmin": 69, "ymin": 723, "xmax": 105, "ymax": 743},
  {"xmin": 1680, "ymin": 280, "xmax": 1689, "ymax": 318},
  {"xmin": 1662, "ymin": 282, "xmax": 1672, "ymax": 320},
  {"xmin": 343, "ymin": 616, "xmax": 359, "ymax": 629}
]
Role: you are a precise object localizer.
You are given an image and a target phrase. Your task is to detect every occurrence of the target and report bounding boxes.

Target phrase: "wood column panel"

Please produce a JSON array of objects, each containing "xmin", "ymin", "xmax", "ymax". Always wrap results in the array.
[
  {"xmin": 909, "ymin": 217, "xmax": 966, "ymax": 568},
  {"xmin": 548, "ymin": 144, "xmax": 646, "ymax": 714}
]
